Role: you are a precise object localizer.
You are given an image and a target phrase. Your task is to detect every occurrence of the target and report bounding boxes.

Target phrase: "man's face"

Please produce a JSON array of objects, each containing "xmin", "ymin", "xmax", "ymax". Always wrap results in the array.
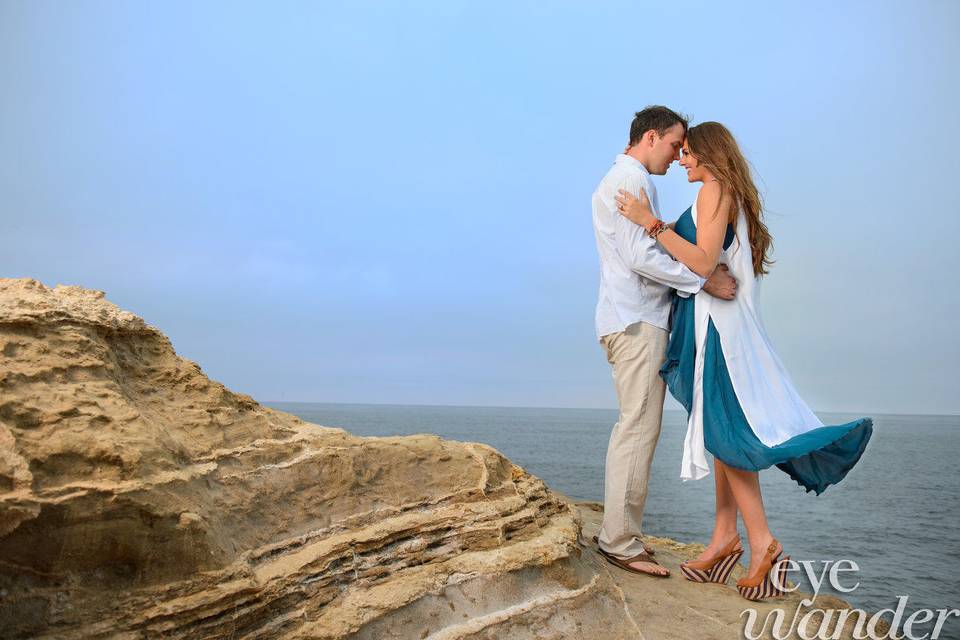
[{"xmin": 648, "ymin": 123, "xmax": 685, "ymax": 175}]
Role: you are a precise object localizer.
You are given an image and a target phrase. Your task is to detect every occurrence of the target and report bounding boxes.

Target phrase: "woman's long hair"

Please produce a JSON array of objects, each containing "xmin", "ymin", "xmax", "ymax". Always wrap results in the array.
[{"xmin": 686, "ymin": 122, "xmax": 773, "ymax": 277}]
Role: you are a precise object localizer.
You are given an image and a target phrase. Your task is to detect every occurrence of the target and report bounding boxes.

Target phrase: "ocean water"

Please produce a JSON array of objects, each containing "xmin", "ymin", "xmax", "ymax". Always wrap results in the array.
[{"xmin": 270, "ymin": 402, "xmax": 960, "ymax": 637}]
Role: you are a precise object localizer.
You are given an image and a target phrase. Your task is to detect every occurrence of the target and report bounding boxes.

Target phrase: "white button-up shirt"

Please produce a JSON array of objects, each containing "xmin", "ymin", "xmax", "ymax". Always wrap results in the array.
[{"xmin": 592, "ymin": 154, "xmax": 705, "ymax": 338}]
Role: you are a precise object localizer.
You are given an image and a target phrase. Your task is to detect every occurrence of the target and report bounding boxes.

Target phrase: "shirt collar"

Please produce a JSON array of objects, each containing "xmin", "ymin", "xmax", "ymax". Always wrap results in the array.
[{"xmin": 615, "ymin": 153, "xmax": 649, "ymax": 174}]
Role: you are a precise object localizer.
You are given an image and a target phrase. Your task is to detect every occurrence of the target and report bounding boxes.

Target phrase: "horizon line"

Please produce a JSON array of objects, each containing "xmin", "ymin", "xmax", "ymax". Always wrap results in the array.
[{"xmin": 262, "ymin": 400, "xmax": 960, "ymax": 420}]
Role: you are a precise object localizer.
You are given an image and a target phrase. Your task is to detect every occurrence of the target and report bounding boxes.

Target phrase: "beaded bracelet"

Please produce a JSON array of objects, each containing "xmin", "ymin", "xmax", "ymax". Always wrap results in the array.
[{"xmin": 648, "ymin": 220, "xmax": 668, "ymax": 240}]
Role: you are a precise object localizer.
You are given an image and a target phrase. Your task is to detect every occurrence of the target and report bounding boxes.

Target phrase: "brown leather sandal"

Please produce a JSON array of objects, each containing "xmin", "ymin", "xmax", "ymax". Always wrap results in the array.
[
  {"xmin": 596, "ymin": 546, "xmax": 670, "ymax": 578},
  {"xmin": 680, "ymin": 534, "xmax": 744, "ymax": 584},
  {"xmin": 736, "ymin": 539, "xmax": 790, "ymax": 601},
  {"xmin": 592, "ymin": 535, "xmax": 655, "ymax": 556}
]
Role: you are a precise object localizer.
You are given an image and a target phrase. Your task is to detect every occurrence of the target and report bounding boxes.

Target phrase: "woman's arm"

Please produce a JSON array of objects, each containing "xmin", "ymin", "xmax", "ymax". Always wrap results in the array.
[{"xmin": 616, "ymin": 183, "xmax": 732, "ymax": 278}]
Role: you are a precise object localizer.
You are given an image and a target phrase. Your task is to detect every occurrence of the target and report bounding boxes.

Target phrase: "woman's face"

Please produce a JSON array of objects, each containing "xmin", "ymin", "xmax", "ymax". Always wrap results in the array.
[{"xmin": 679, "ymin": 140, "xmax": 710, "ymax": 183}]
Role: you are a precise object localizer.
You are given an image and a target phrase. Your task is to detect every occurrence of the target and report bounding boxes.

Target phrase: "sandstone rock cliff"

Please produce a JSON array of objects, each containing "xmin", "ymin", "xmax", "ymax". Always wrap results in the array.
[{"xmin": 0, "ymin": 279, "xmax": 641, "ymax": 639}]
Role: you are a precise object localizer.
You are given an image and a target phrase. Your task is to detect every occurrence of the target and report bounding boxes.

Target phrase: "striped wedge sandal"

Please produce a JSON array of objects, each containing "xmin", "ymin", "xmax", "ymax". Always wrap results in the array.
[
  {"xmin": 736, "ymin": 539, "xmax": 791, "ymax": 601},
  {"xmin": 679, "ymin": 534, "xmax": 744, "ymax": 584}
]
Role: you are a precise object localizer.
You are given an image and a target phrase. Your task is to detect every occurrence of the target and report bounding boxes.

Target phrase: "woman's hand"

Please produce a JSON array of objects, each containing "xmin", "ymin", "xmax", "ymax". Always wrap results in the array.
[{"xmin": 615, "ymin": 189, "xmax": 657, "ymax": 230}]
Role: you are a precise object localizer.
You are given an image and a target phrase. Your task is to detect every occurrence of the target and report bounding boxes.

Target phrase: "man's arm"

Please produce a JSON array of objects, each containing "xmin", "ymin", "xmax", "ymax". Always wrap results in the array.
[{"xmin": 703, "ymin": 264, "xmax": 737, "ymax": 300}]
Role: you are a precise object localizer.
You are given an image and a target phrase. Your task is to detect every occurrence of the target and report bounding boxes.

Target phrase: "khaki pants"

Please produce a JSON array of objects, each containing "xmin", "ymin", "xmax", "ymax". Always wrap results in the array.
[{"xmin": 597, "ymin": 321, "xmax": 669, "ymax": 559}]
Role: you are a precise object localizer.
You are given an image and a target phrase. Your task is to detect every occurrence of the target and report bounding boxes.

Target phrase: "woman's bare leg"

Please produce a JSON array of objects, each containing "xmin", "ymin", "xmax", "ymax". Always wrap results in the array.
[
  {"xmin": 693, "ymin": 458, "xmax": 740, "ymax": 561},
  {"xmin": 715, "ymin": 458, "xmax": 777, "ymax": 575}
]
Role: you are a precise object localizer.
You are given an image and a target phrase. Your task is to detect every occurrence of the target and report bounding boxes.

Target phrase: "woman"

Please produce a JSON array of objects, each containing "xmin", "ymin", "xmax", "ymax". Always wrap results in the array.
[{"xmin": 614, "ymin": 122, "xmax": 872, "ymax": 601}]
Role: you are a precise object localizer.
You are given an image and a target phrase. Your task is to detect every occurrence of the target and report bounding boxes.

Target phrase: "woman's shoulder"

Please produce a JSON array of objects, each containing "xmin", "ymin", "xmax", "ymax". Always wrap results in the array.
[
  {"xmin": 694, "ymin": 181, "xmax": 720, "ymax": 208},
  {"xmin": 694, "ymin": 182, "xmax": 729, "ymax": 221},
  {"xmin": 697, "ymin": 181, "xmax": 737, "ymax": 222},
  {"xmin": 699, "ymin": 179, "xmax": 722, "ymax": 194},
  {"xmin": 695, "ymin": 180, "xmax": 723, "ymax": 203}
]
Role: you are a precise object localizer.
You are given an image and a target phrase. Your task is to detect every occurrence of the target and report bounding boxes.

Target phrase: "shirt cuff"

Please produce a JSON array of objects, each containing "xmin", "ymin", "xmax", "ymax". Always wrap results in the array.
[{"xmin": 678, "ymin": 274, "xmax": 706, "ymax": 298}]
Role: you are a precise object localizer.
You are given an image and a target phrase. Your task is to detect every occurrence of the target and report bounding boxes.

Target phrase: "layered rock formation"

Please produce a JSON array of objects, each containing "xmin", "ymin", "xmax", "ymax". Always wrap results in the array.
[
  {"xmin": 2, "ymin": 278, "xmax": 880, "ymax": 640},
  {"xmin": 0, "ymin": 279, "xmax": 641, "ymax": 639}
]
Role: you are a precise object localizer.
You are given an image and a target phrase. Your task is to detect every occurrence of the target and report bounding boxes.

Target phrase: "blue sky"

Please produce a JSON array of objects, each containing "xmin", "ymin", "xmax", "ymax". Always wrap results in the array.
[{"xmin": 2, "ymin": 1, "xmax": 958, "ymax": 414}]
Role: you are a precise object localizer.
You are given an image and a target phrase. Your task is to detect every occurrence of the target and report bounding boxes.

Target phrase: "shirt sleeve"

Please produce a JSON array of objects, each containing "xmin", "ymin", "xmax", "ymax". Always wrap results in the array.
[{"xmin": 613, "ymin": 174, "xmax": 705, "ymax": 296}]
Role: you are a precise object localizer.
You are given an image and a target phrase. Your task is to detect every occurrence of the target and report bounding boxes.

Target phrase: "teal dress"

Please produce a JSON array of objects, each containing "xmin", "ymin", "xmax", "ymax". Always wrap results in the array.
[{"xmin": 662, "ymin": 207, "xmax": 873, "ymax": 495}]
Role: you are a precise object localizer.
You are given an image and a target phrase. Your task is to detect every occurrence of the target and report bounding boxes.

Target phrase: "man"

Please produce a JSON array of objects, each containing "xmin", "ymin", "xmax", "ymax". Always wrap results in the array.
[{"xmin": 591, "ymin": 106, "xmax": 737, "ymax": 577}]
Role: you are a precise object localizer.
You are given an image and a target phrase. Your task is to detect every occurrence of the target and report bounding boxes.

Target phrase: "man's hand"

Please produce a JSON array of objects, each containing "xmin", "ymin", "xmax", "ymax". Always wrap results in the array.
[{"xmin": 703, "ymin": 264, "xmax": 737, "ymax": 300}]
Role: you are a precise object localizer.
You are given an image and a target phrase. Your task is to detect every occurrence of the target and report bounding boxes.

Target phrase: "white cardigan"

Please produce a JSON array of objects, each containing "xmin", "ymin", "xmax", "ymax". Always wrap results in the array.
[{"xmin": 681, "ymin": 199, "xmax": 824, "ymax": 481}]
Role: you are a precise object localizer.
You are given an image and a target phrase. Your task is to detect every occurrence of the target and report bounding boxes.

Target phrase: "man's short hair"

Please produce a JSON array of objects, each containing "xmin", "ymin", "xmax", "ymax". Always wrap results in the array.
[{"xmin": 629, "ymin": 106, "xmax": 689, "ymax": 146}]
